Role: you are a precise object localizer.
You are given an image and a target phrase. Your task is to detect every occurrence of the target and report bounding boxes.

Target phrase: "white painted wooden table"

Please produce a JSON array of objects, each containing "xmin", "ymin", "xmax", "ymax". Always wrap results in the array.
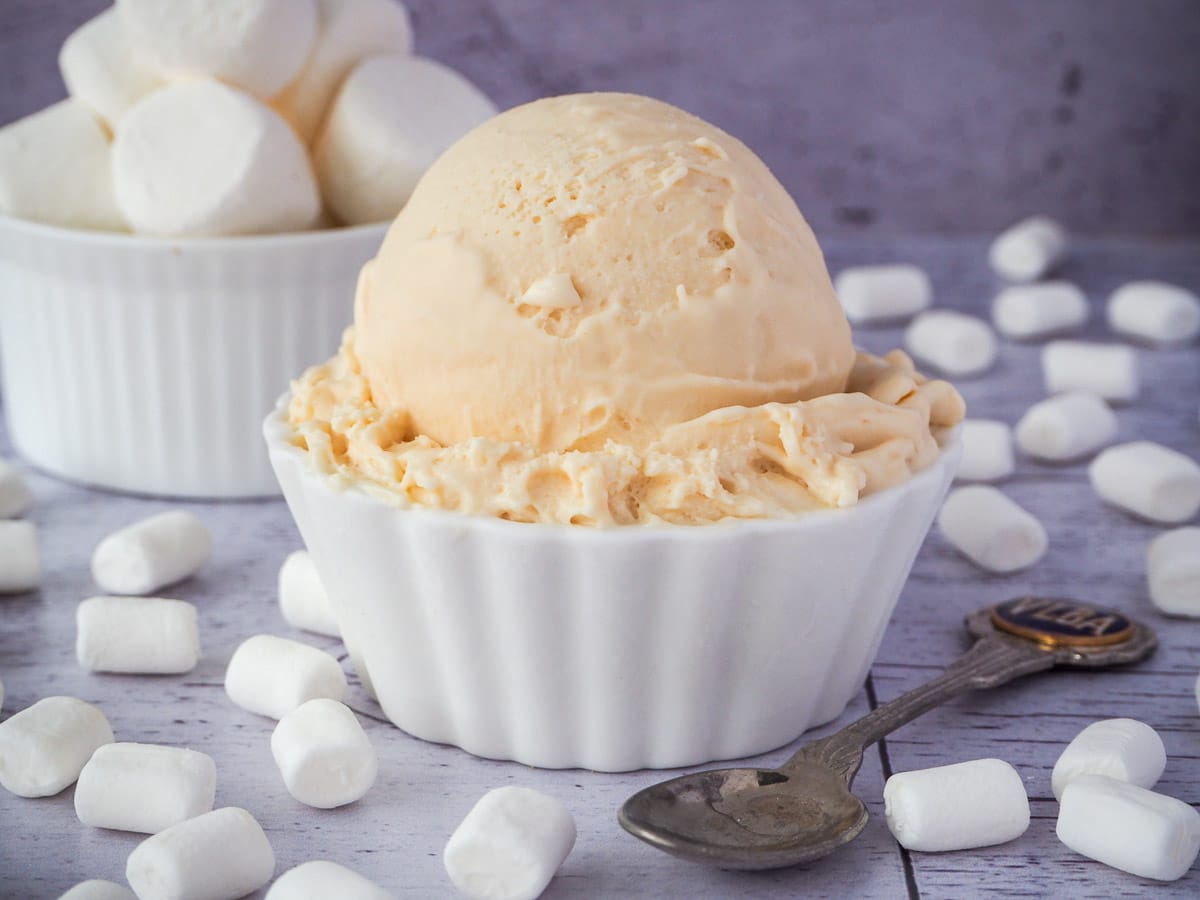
[{"xmin": 1, "ymin": 236, "xmax": 1197, "ymax": 899}]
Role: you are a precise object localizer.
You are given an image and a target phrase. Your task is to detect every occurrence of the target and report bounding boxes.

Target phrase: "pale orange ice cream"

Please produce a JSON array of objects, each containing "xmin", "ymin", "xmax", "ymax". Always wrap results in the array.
[{"xmin": 288, "ymin": 92, "xmax": 963, "ymax": 525}]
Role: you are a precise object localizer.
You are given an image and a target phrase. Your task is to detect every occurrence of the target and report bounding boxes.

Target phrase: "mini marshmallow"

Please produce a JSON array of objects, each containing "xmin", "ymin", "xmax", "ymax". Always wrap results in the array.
[
  {"xmin": 314, "ymin": 54, "xmax": 497, "ymax": 225},
  {"xmin": 956, "ymin": 419, "xmax": 1015, "ymax": 482},
  {"xmin": 126, "ymin": 806, "xmax": 275, "ymax": 900},
  {"xmin": 272, "ymin": 0, "xmax": 414, "ymax": 142},
  {"xmin": 0, "ymin": 696, "xmax": 113, "ymax": 797},
  {"xmin": 1051, "ymin": 718, "xmax": 1165, "ymax": 801},
  {"xmin": 266, "ymin": 861, "xmax": 392, "ymax": 900},
  {"xmin": 91, "ymin": 510, "xmax": 211, "ymax": 596},
  {"xmin": 60, "ymin": 881, "xmax": 136, "ymax": 900},
  {"xmin": 113, "ymin": 81, "xmax": 320, "ymax": 237},
  {"xmin": 1147, "ymin": 527, "xmax": 1200, "ymax": 617},
  {"xmin": 0, "ymin": 520, "xmax": 39, "ymax": 593},
  {"xmin": 59, "ymin": 9, "xmax": 163, "ymax": 129},
  {"xmin": 1089, "ymin": 441, "xmax": 1200, "ymax": 524},
  {"xmin": 884, "ymin": 758, "xmax": 1030, "ymax": 852},
  {"xmin": 1042, "ymin": 341, "xmax": 1139, "ymax": 402},
  {"xmin": 225, "ymin": 634, "xmax": 347, "ymax": 719},
  {"xmin": 1058, "ymin": 775, "xmax": 1200, "ymax": 882},
  {"xmin": 937, "ymin": 485, "xmax": 1047, "ymax": 572},
  {"xmin": 77, "ymin": 596, "xmax": 201, "ymax": 674},
  {"xmin": 279, "ymin": 551, "xmax": 340, "ymax": 637},
  {"xmin": 75, "ymin": 742, "xmax": 216, "ymax": 833},
  {"xmin": 0, "ymin": 458, "xmax": 33, "ymax": 518},
  {"xmin": 444, "ymin": 787, "xmax": 577, "ymax": 900},
  {"xmin": 834, "ymin": 264, "xmax": 932, "ymax": 323},
  {"xmin": 271, "ymin": 699, "xmax": 376, "ymax": 809},
  {"xmin": 989, "ymin": 215, "xmax": 1068, "ymax": 282},
  {"xmin": 1107, "ymin": 281, "xmax": 1200, "ymax": 345},
  {"xmin": 117, "ymin": 0, "xmax": 317, "ymax": 99},
  {"xmin": 903, "ymin": 310, "xmax": 998, "ymax": 377},
  {"xmin": 0, "ymin": 100, "xmax": 126, "ymax": 231},
  {"xmin": 991, "ymin": 281, "xmax": 1089, "ymax": 339},
  {"xmin": 1015, "ymin": 391, "xmax": 1116, "ymax": 462}
]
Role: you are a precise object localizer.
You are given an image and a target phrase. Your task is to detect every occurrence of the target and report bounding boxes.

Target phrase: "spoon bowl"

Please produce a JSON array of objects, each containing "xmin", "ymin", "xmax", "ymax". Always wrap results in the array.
[{"xmin": 619, "ymin": 759, "xmax": 868, "ymax": 869}]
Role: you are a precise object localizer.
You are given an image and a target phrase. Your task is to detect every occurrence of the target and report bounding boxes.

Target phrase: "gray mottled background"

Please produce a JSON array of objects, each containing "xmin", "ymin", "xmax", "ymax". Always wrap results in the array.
[{"xmin": 2, "ymin": 0, "xmax": 1198, "ymax": 235}]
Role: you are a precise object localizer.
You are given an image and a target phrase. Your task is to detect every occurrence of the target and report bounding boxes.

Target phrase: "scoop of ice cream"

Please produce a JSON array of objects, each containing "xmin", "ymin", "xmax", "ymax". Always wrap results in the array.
[
  {"xmin": 354, "ymin": 92, "xmax": 857, "ymax": 453},
  {"xmin": 290, "ymin": 92, "xmax": 964, "ymax": 525}
]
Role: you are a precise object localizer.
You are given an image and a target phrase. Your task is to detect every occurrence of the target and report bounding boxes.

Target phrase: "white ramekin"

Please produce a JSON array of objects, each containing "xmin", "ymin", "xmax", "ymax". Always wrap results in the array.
[
  {"xmin": 0, "ymin": 215, "xmax": 387, "ymax": 498},
  {"xmin": 266, "ymin": 399, "xmax": 960, "ymax": 772}
]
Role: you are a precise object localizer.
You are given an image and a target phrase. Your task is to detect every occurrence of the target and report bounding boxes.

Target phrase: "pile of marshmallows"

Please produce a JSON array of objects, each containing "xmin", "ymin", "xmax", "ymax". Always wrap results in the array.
[
  {"xmin": 837, "ymin": 216, "xmax": 1200, "ymax": 606},
  {"xmin": 0, "ymin": 0, "xmax": 497, "ymax": 236},
  {"xmin": 0, "ymin": 505, "xmax": 574, "ymax": 900}
]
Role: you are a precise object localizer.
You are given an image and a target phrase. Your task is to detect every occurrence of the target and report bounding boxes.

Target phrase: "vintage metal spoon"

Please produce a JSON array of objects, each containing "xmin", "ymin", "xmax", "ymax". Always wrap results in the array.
[{"xmin": 619, "ymin": 597, "xmax": 1157, "ymax": 870}]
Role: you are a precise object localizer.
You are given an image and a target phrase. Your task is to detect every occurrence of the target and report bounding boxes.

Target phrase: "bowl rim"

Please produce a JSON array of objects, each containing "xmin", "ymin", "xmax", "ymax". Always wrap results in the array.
[
  {"xmin": 264, "ymin": 393, "xmax": 962, "ymax": 543},
  {"xmin": 0, "ymin": 211, "xmax": 389, "ymax": 252}
]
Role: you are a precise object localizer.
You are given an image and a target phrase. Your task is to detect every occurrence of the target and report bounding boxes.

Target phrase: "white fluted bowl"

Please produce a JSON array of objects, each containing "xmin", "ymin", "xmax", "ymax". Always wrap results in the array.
[
  {"xmin": 266, "ymin": 399, "xmax": 960, "ymax": 771},
  {"xmin": 0, "ymin": 215, "xmax": 387, "ymax": 498}
]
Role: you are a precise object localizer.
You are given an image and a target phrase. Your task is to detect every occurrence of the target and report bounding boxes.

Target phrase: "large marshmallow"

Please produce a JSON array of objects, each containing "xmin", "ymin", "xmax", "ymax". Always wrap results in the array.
[
  {"xmin": 0, "ymin": 458, "xmax": 33, "ymax": 518},
  {"xmin": 989, "ymin": 215, "xmax": 1068, "ymax": 282},
  {"xmin": 1147, "ymin": 527, "xmax": 1200, "ymax": 617},
  {"xmin": 117, "ymin": 0, "xmax": 317, "ymax": 99},
  {"xmin": 279, "ymin": 550, "xmax": 340, "ymax": 637},
  {"xmin": 1089, "ymin": 441, "xmax": 1200, "ymax": 524},
  {"xmin": 265, "ymin": 861, "xmax": 392, "ymax": 900},
  {"xmin": 956, "ymin": 419, "xmax": 1015, "ymax": 483},
  {"xmin": 1107, "ymin": 281, "xmax": 1200, "ymax": 345},
  {"xmin": 444, "ymin": 787, "xmax": 577, "ymax": 900},
  {"xmin": 884, "ymin": 758, "xmax": 1030, "ymax": 852},
  {"xmin": 834, "ymin": 264, "xmax": 931, "ymax": 323},
  {"xmin": 75, "ymin": 742, "xmax": 216, "ymax": 834},
  {"xmin": 1051, "ymin": 719, "xmax": 1166, "ymax": 801},
  {"xmin": 0, "ymin": 100, "xmax": 126, "ymax": 231},
  {"xmin": 1042, "ymin": 341, "xmax": 1139, "ymax": 402},
  {"xmin": 1057, "ymin": 775, "xmax": 1200, "ymax": 881},
  {"xmin": 0, "ymin": 520, "xmax": 39, "ymax": 593},
  {"xmin": 60, "ymin": 882, "xmax": 137, "ymax": 900},
  {"xmin": 126, "ymin": 806, "xmax": 275, "ymax": 900},
  {"xmin": 91, "ymin": 510, "xmax": 212, "ymax": 596},
  {"xmin": 271, "ymin": 699, "xmax": 376, "ymax": 809},
  {"xmin": 991, "ymin": 281, "xmax": 1089, "ymax": 340},
  {"xmin": 113, "ymin": 81, "xmax": 320, "ymax": 237},
  {"xmin": 314, "ymin": 54, "xmax": 498, "ymax": 225},
  {"xmin": 0, "ymin": 696, "xmax": 114, "ymax": 797},
  {"xmin": 59, "ymin": 9, "xmax": 163, "ymax": 130},
  {"xmin": 77, "ymin": 596, "xmax": 201, "ymax": 674},
  {"xmin": 225, "ymin": 634, "xmax": 347, "ymax": 719},
  {"xmin": 272, "ymin": 0, "xmax": 414, "ymax": 142},
  {"xmin": 937, "ymin": 485, "xmax": 1047, "ymax": 573},
  {"xmin": 903, "ymin": 310, "xmax": 998, "ymax": 377},
  {"xmin": 1014, "ymin": 391, "xmax": 1116, "ymax": 462}
]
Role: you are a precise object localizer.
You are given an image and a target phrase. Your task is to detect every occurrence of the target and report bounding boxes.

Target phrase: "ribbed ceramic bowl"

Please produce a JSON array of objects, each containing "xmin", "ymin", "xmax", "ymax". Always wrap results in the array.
[
  {"xmin": 266, "ymin": 398, "xmax": 960, "ymax": 771},
  {"xmin": 0, "ymin": 215, "xmax": 387, "ymax": 498}
]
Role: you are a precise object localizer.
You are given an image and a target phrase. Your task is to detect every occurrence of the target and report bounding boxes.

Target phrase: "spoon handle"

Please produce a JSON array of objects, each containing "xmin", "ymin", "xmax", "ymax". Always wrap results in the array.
[{"xmin": 782, "ymin": 633, "xmax": 1055, "ymax": 781}]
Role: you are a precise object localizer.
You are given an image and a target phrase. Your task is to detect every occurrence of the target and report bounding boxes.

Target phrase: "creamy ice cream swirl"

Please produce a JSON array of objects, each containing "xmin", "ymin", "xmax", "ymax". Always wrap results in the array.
[{"xmin": 287, "ymin": 336, "xmax": 963, "ymax": 526}]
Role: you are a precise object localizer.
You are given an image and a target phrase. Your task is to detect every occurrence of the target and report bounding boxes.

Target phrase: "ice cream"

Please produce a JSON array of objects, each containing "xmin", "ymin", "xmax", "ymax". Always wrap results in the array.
[{"xmin": 288, "ymin": 92, "xmax": 963, "ymax": 525}]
